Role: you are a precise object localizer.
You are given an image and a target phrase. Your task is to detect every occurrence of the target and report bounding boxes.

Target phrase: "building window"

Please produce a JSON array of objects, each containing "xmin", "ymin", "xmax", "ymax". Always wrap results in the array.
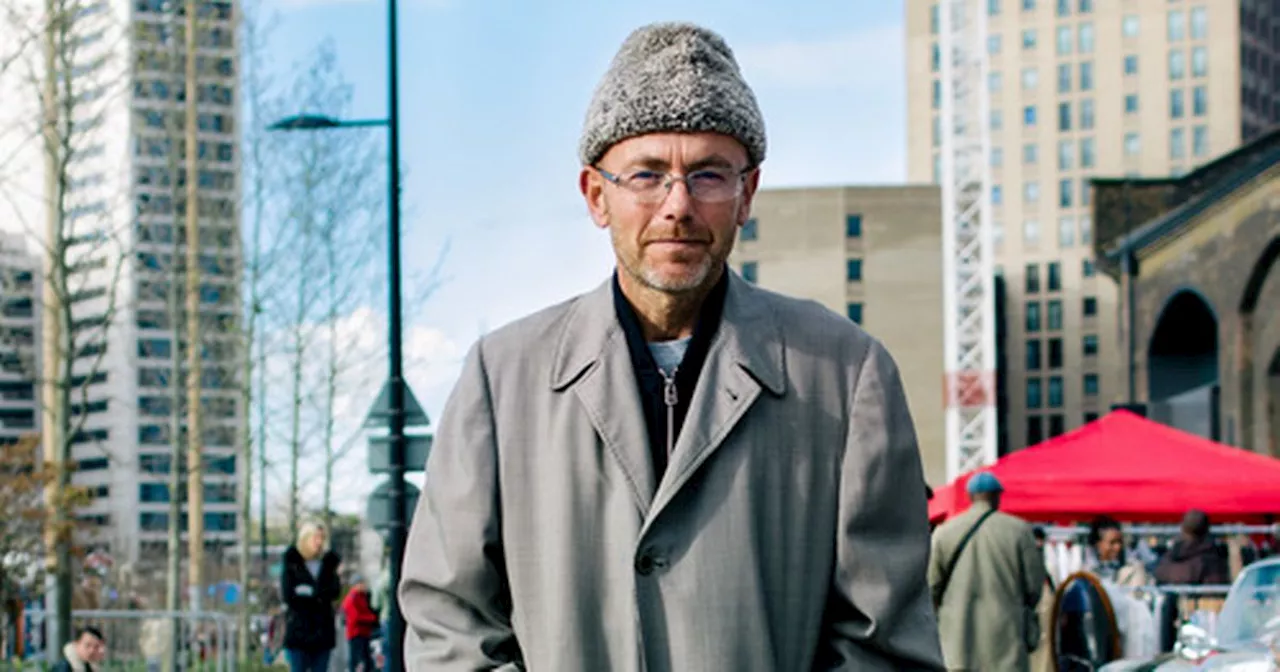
[
  {"xmin": 1083, "ymin": 296, "xmax": 1098, "ymax": 317},
  {"xmin": 1125, "ymin": 132, "xmax": 1141, "ymax": 156},
  {"xmin": 1078, "ymin": 22, "xmax": 1094, "ymax": 52},
  {"xmin": 1059, "ymin": 216, "xmax": 1076, "ymax": 247},
  {"xmin": 989, "ymin": 34, "xmax": 1002, "ymax": 54},
  {"xmin": 991, "ymin": 109, "xmax": 1003, "ymax": 130},
  {"xmin": 1122, "ymin": 15, "xmax": 1139, "ymax": 38},
  {"xmin": 993, "ymin": 185, "xmax": 1003, "ymax": 204},
  {"xmin": 1193, "ymin": 86, "xmax": 1207, "ymax": 116},
  {"xmin": 1023, "ymin": 220, "xmax": 1041, "ymax": 245},
  {"xmin": 992, "ymin": 147, "xmax": 1004, "ymax": 167},
  {"xmin": 1025, "ymin": 105, "xmax": 1038, "ymax": 126},
  {"xmin": 846, "ymin": 258, "xmax": 863, "ymax": 282},
  {"xmin": 1026, "ymin": 263, "xmax": 1040, "ymax": 293},
  {"xmin": 1049, "ymin": 415, "xmax": 1066, "ymax": 437},
  {"xmin": 1191, "ymin": 46, "xmax": 1207, "ymax": 77},
  {"xmin": 1028, "ymin": 416, "xmax": 1045, "ymax": 445},
  {"xmin": 1057, "ymin": 64, "xmax": 1071, "ymax": 93},
  {"xmin": 1077, "ymin": 0, "xmax": 1091, "ymax": 12},
  {"xmin": 1056, "ymin": 0, "xmax": 1068, "ymax": 17},
  {"xmin": 989, "ymin": 0, "xmax": 1000, "ymax": 15},
  {"xmin": 1171, "ymin": 89, "xmax": 1185, "ymax": 118},
  {"xmin": 991, "ymin": 71, "xmax": 1004, "ymax": 92},
  {"xmin": 1083, "ymin": 259, "xmax": 1095, "ymax": 277},
  {"xmin": 846, "ymin": 302, "xmax": 863, "ymax": 324},
  {"xmin": 1048, "ymin": 262, "xmax": 1061, "ymax": 291},
  {"xmin": 1124, "ymin": 55, "xmax": 1138, "ymax": 75},
  {"xmin": 1084, "ymin": 373, "xmax": 1100, "ymax": 396},
  {"xmin": 1058, "ymin": 102, "xmax": 1072, "ymax": 131},
  {"xmin": 930, "ymin": 4, "xmax": 940, "ymax": 33},
  {"xmin": 933, "ymin": 80, "xmax": 941, "ymax": 109},
  {"xmin": 1081, "ymin": 178, "xmax": 1092, "ymax": 206},
  {"xmin": 740, "ymin": 261, "xmax": 758, "ymax": 283},
  {"xmin": 740, "ymin": 217, "xmax": 758, "ymax": 241},
  {"xmin": 1170, "ymin": 50, "xmax": 1186, "ymax": 79},
  {"xmin": 1027, "ymin": 378, "xmax": 1044, "ymax": 408},
  {"xmin": 1048, "ymin": 376, "xmax": 1064, "ymax": 408},
  {"xmin": 1085, "ymin": 412, "xmax": 1099, "ymax": 423},
  {"xmin": 1027, "ymin": 340, "xmax": 1043, "ymax": 370},
  {"xmin": 1193, "ymin": 125, "xmax": 1209, "ymax": 157},
  {"xmin": 1048, "ymin": 300, "xmax": 1063, "ymax": 330},
  {"xmin": 1057, "ymin": 26, "xmax": 1072, "ymax": 55},
  {"xmin": 1021, "ymin": 67, "xmax": 1038, "ymax": 90},
  {"xmin": 1026, "ymin": 302, "xmax": 1042, "ymax": 332},
  {"xmin": 1080, "ymin": 99, "xmax": 1095, "ymax": 129},
  {"xmin": 1080, "ymin": 215, "xmax": 1092, "ymax": 244},
  {"xmin": 1024, "ymin": 143, "xmax": 1039, "ymax": 164},
  {"xmin": 1023, "ymin": 29, "xmax": 1037, "ymax": 49},
  {"xmin": 1083, "ymin": 334, "xmax": 1099, "ymax": 356},
  {"xmin": 1168, "ymin": 10, "xmax": 1185, "ymax": 41},
  {"xmin": 1125, "ymin": 94, "xmax": 1139, "ymax": 114},
  {"xmin": 1080, "ymin": 137, "xmax": 1095, "ymax": 167},
  {"xmin": 1023, "ymin": 0, "xmax": 1035, "ymax": 9},
  {"xmin": 844, "ymin": 215, "xmax": 865, "ymax": 238},
  {"xmin": 1171, "ymin": 127, "xmax": 1186, "ymax": 159},
  {"xmin": 1059, "ymin": 179, "xmax": 1073, "ymax": 208},
  {"xmin": 1079, "ymin": 62, "xmax": 1093, "ymax": 90},
  {"xmin": 994, "ymin": 221, "xmax": 1005, "ymax": 248},
  {"xmin": 1058, "ymin": 140, "xmax": 1074, "ymax": 170},
  {"xmin": 1190, "ymin": 6, "xmax": 1206, "ymax": 39},
  {"xmin": 1025, "ymin": 181, "xmax": 1040, "ymax": 203},
  {"xmin": 1049, "ymin": 338, "xmax": 1064, "ymax": 369}
]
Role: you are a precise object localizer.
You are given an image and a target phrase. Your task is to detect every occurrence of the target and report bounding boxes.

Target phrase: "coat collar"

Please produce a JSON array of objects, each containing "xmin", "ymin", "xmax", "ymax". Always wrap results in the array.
[
  {"xmin": 550, "ymin": 269, "xmax": 786, "ymax": 396},
  {"xmin": 548, "ymin": 269, "xmax": 786, "ymax": 518}
]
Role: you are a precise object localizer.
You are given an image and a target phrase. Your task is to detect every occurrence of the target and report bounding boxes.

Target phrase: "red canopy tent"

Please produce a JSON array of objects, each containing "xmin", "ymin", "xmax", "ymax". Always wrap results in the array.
[{"xmin": 928, "ymin": 410, "xmax": 1280, "ymax": 525}]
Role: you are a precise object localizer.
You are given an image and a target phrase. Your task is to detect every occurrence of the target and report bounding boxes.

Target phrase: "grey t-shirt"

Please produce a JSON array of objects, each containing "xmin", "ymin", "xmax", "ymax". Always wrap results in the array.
[{"xmin": 648, "ymin": 337, "xmax": 691, "ymax": 377}]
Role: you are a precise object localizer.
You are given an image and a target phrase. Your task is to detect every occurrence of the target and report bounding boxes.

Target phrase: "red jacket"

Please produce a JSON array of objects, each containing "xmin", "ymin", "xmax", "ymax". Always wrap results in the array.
[{"xmin": 341, "ymin": 587, "xmax": 380, "ymax": 640}]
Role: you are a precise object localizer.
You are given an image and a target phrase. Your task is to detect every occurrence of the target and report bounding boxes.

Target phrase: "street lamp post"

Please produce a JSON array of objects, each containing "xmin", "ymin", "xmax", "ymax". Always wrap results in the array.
[{"xmin": 268, "ymin": 0, "xmax": 407, "ymax": 664}]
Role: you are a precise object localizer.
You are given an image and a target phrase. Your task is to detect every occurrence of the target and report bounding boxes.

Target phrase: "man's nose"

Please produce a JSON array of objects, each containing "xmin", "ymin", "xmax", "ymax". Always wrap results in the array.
[{"xmin": 658, "ymin": 176, "xmax": 695, "ymax": 218}]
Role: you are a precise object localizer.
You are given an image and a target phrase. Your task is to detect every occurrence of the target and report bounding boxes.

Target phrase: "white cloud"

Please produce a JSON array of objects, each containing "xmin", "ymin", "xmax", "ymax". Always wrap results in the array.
[{"xmin": 735, "ymin": 24, "xmax": 904, "ymax": 92}]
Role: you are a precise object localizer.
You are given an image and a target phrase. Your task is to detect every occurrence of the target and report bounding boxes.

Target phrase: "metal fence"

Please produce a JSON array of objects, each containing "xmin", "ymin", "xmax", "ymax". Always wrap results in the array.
[{"xmin": 20, "ymin": 610, "xmax": 242, "ymax": 672}]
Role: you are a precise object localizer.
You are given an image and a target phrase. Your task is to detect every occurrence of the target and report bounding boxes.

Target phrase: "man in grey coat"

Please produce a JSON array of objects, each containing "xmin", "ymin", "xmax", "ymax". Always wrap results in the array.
[
  {"xmin": 399, "ymin": 21, "xmax": 944, "ymax": 672},
  {"xmin": 930, "ymin": 473, "xmax": 1046, "ymax": 671}
]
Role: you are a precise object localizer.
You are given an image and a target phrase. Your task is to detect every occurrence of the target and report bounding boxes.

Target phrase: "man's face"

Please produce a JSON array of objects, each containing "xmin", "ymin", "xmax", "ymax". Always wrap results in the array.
[
  {"xmin": 580, "ymin": 132, "xmax": 760, "ymax": 295},
  {"xmin": 1096, "ymin": 528, "xmax": 1124, "ymax": 563},
  {"xmin": 76, "ymin": 633, "xmax": 106, "ymax": 664}
]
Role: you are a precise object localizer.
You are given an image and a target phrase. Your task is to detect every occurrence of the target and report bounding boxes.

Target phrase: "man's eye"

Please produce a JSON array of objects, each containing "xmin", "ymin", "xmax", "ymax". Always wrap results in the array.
[
  {"xmin": 628, "ymin": 171, "xmax": 662, "ymax": 182},
  {"xmin": 690, "ymin": 171, "xmax": 728, "ymax": 184}
]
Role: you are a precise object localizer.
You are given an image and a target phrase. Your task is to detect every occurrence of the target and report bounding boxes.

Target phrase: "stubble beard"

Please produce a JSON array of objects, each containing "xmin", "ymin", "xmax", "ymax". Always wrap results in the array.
[{"xmin": 609, "ymin": 207, "xmax": 734, "ymax": 296}]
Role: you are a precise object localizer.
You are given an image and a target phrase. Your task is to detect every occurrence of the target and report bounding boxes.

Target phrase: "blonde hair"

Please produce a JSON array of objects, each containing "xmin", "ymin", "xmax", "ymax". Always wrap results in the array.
[{"xmin": 296, "ymin": 522, "xmax": 327, "ymax": 557}]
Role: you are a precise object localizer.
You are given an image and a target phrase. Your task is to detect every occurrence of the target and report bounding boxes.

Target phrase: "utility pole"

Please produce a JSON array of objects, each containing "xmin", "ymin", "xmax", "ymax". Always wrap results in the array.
[{"xmin": 183, "ymin": 0, "xmax": 205, "ymax": 615}]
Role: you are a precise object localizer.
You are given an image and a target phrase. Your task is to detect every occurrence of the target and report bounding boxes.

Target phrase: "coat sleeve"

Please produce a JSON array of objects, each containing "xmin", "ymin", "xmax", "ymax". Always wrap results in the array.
[
  {"xmin": 1019, "ymin": 527, "xmax": 1048, "ymax": 609},
  {"xmin": 815, "ymin": 339, "xmax": 946, "ymax": 671},
  {"xmin": 398, "ymin": 339, "xmax": 525, "ymax": 671}
]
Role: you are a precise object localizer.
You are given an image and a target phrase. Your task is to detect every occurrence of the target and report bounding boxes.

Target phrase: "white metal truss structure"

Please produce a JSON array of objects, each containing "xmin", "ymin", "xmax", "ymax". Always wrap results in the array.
[{"xmin": 938, "ymin": 0, "xmax": 998, "ymax": 481}]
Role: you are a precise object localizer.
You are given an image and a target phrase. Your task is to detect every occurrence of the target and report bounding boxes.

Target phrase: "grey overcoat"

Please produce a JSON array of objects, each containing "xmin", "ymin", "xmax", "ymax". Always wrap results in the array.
[{"xmin": 399, "ymin": 271, "xmax": 944, "ymax": 671}]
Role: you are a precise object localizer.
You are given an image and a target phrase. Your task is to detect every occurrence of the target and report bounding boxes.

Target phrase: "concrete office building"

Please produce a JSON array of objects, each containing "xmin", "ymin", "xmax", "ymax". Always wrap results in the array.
[
  {"xmin": 727, "ymin": 185, "xmax": 948, "ymax": 486},
  {"xmin": 906, "ymin": 0, "xmax": 1273, "ymax": 451},
  {"xmin": 0, "ymin": 0, "xmax": 241, "ymax": 568}
]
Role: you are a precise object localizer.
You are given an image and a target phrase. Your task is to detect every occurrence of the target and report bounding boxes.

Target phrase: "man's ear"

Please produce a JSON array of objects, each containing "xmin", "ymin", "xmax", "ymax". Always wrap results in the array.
[
  {"xmin": 580, "ymin": 168, "xmax": 609, "ymax": 229},
  {"xmin": 737, "ymin": 168, "xmax": 762, "ymax": 227}
]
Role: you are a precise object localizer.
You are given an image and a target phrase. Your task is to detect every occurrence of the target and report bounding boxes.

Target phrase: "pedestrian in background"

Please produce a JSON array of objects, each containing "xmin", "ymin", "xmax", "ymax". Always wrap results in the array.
[
  {"xmin": 341, "ymin": 575, "xmax": 380, "ymax": 672},
  {"xmin": 399, "ymin": 20, "xmax": 942, "ymax": 672},
  {"xmin": 52, "ymin": 626, "xmax": 107, "ymax": 672},
  {"xmin": 281, "ymin": 521, "xmax": 342, "ymax": 672},
  {"xmin": 930, "ymin": 473, "xmax": 1046, "ymax": 671}
]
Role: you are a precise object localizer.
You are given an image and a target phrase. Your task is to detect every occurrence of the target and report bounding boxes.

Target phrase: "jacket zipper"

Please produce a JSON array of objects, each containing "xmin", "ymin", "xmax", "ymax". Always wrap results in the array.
[{"xmin": 661, "ymin": 367, "xmax": 678, "ymax": 457}]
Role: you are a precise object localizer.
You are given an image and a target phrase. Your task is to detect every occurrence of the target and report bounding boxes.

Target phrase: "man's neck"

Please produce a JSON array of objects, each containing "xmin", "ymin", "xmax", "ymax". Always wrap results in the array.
[{"xmin": 617, "ymin": 266, "xmax": 723, "ymax": 342}]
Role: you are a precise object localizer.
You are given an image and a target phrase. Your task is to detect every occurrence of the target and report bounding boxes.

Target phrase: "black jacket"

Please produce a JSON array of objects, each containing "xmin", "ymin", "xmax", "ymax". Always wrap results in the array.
[
  {"xmin": 281, "ymin": 545, "xmax": 342, "ymax": 652},
  {"xmin": 613, "ymin": 269, "xmax": 727, "ymax": 482},
  {"xmin": 1153, "ymin": 538, "xmax": 1230, "ymax": 585}
]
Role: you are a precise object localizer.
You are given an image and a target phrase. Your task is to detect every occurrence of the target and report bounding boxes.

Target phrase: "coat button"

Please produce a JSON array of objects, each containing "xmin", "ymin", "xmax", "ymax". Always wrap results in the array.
[{"xmin": 635, "ymin": 553, "xmax": 657, "ymax": 576}]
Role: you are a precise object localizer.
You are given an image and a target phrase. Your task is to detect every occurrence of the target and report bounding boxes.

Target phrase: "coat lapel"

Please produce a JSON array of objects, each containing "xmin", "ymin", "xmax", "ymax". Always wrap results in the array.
[
  {"xmin": 647, "ymin": 273, "xmax": 787, "ymax": 527},
  {"xmin": 550, "ymin": 280, "xmax": 657, "ymax": 514}
]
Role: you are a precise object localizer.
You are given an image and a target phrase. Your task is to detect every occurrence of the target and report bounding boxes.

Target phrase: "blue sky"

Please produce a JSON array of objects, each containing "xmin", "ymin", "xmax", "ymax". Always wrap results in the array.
[{"xmin": 257, "ymin": 0, "xmax": 912, "ymax": 509}]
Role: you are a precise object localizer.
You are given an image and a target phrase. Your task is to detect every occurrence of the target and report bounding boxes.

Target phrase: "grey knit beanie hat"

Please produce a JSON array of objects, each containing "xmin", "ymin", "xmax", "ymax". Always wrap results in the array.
[{"xmin": 579, "ymin": 22, "xmax": 767, "ymax": 168}]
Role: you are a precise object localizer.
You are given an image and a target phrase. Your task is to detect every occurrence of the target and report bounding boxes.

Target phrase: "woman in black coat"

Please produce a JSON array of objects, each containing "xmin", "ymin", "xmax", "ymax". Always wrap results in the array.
[{"xmin": 281, "ymin": 521, "xmax": 343, "ymax": 672}]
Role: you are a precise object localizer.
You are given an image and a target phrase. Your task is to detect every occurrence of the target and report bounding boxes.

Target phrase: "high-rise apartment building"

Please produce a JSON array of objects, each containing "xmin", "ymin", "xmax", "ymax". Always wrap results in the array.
[
  {"xmin": 727, "ymin": 186, "xmax": 948, "ymax": 485},
  {"xmin": 906, "ymin": 0, "xmax": 1270, "ymax": 451},
  {"xmin": 0, "ymin": 234, "xmax": 40, "ymax": 447},
  {"xmin": 0, "ymin": 0, "xmax": 241, "ymax": 569}
]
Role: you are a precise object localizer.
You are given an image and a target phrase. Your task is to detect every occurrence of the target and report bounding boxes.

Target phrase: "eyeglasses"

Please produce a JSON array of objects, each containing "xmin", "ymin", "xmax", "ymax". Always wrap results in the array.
[{"xmin": 595, "ymin": 166, "xmax": 751, "ymax": 204}]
